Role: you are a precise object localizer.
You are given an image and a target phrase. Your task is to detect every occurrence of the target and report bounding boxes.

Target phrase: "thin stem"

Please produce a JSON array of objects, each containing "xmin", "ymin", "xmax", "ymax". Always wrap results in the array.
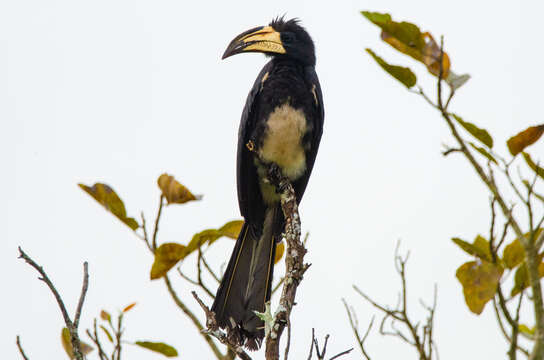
[
  {"xmin": 16, "ymin": 336, "xmax": 30, "ymax": 360},
  {"xmin": 152, "ymin": 195, "xmax": 165, "ymax": 251}
]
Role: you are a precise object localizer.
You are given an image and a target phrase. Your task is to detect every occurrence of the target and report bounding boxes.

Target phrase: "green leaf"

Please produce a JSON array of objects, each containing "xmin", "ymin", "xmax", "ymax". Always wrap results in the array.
[
  {"xmin": 150, "ymin": 243, "xmax": 187, "ymax": 280},
  {"xmin": 157, "ymin": 173, "xmax": 202, "ymax": 205},
  {"xmin": 512, "ymin": 263, "xmax": 529, "ymax": 297},
  {"xmin": 135, "ymin": 341, "xmax": 178, "ymax": 357},
  {"xmin": 522, "ymin": 153, "xmax": 544, "ymax": 180},
  {"xmin": 451, "ymin": 114, "xmax": 493, "ymax": 148},
  {"xmin": 79, "ymin": 183, "xmax": 139, "ymax": 230},
  {"xmin": 61, "ymin": 327, "xmax": 94, "ymax": 359},
  {"xmin": 469, "ymin": 142, "xmax": 497, "ymax": 164},
  {"xmin": 503, "ymin": 240, "xmax": 525, "ymax": 269},
  {"xmin": 361, "ymin": 12, "xmax": 425, "ymax": 53},
  {"xmin": 507, "ymin": 125, "xmax": 544, "ymax": 156},
  {"xmin": 456, "ymin": 261, "xmax": 503, "ymax": 314},
  {"xmin": 99, "ymin": 325, "xmax": 113, "ymax": 343},
  {"xmin": 451, "ymin": 235, "xmax": 491, "ymax": 262},
  {"xmin": 365, "ymin": 48, "xmax": 417, "ymax": 88}
]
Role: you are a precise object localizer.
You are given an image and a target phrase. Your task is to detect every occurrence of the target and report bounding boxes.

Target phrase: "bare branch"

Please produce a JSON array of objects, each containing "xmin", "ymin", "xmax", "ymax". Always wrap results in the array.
[
  {"xmin": 191, "ymin": 291, "xmax": 252, "ymax": 360},
  {"xmin": 18, "ymin": 247, "xmax": 88, "ymax": 360},
  {"xmin": 86, "ymin": 319, "xmax": 109, "ymax": 360},
  {"xmin": 16, "ymin": 336, "xmax": 30, "ymax": 360},
  {"xmin": 307, "ymin": 329, "xmax": 352, "ymax": 360},
  {"xmin": 74, "ymin": 262, "xmax": 89, "ymax": 329},
  {"xmin": 352, "ymin": 245, "xmax": 436, "ymax": 360}
]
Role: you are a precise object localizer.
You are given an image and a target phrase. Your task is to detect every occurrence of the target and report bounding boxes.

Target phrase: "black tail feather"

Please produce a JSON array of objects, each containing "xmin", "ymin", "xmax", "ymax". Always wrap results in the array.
[{"xmin": 211, "ymin": 207, "xmax": 279, "ymax": 349}]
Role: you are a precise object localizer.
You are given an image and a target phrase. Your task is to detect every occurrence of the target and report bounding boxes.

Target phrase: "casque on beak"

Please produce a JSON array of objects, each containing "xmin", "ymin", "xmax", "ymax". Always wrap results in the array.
[{"xmin": 222, "ymin": 26, "xmax": 286, "ymax": 59}]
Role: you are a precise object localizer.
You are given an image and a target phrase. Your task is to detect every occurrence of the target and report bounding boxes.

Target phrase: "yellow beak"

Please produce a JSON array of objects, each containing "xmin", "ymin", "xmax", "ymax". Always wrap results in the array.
[{"xmin": 222, "ymin": 26, "xmax": 286, "ymax": 59}]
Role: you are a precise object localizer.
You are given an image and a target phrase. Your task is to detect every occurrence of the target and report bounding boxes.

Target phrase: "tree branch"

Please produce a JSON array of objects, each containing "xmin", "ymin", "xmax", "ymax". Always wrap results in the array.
[
  {"xmin": 191, "ymin": 291, "xmax": 252, "ymax": 360},
  {"xmin": 263, "ymin": 164, "xmax": 310, "ymax": 360},
  {"xmin": 16, "ymin": 336, "xmax": 30, "ymax": 360},
  {"xmin": 18, "ymin": 247, "xmax": 89, "ymax": 360}
]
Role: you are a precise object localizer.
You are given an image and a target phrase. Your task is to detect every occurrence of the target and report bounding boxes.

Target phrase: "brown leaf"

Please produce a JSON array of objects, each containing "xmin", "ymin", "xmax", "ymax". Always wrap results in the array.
[
  {"xmin": 507, "ymin": 125, "xmax": 544, "ymax": 156},
  {"xmin": 274, "ymin": 242, "xmax": 285, "ymax": 265},
  {"xmin": 157, "ymin": 173, "xmax": 201, "ymax": 205},
  {"xmin": 456, "ymin": 261, "xmax": 503, "ymax": 314},
  {"xmin": 150, "ymin": 243, "xmax": 187, "ymax": 280},
  {"xmin": 100, "ymin": 310, "xmax": 111, "ymax": 322},
  {"xmin": 123, "ymin": 302, "xmax": 137, "ymax": 313},
  {"xmin": 79, "ymin": 183, "xmax": 139, "ymax": 230},
  {"xmin": 61, "ymin": 327, "xmax": 94, "ymax": 359},
  {"xmin": 421, "ymin": 32, "xmax": 450, "ymax": 78}
]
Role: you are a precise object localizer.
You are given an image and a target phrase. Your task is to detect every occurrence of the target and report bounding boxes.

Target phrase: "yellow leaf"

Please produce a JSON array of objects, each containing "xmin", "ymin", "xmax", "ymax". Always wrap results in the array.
[
  {"xmin": 451, "ymin": 235, "xmax": 491, "ymax": 262},
  {"xmin": 456, "ymin": 261, "xmax": 503, "ymax": 314},
  {"xmin": 150, "ymin": 243, "xmax": 187, "ymax": 280},
  {"xmin": 157, "ymin": 173, "xmax": 201, "ymax": 205},
  {"xmin": 61, "ymin": 328, "xmax": 93, "ymax": 359},
  {"xmin": 79, "ymin": 183, "xmax": 139, "ymax": 230},
  {"xmin": 123, "ymin": 302, "xmax": 137, "ymax": 313},
  {"xmin": 218, "ymin": 220, "xmax": 244, "ymax": 239},
  {"xmin": 503, "ymin": 240, "xmax": 525, "ymax": 269},
  {"xmin": 187, "ymin": 229, "xmax": 222, "ymax": 253},
  {"xmin": 274, "ymin": 242, "xmax": 285, "ymax": 264},
  {"xmin": 507, "ymin": 125, "xmax": 544, "ymax": 156}
]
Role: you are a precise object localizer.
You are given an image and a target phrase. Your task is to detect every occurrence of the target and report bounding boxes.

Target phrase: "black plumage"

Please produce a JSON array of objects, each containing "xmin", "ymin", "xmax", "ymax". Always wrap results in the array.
[{"xmin": 211, "ymin": 17, "xmax": 324, "ymax": 350}]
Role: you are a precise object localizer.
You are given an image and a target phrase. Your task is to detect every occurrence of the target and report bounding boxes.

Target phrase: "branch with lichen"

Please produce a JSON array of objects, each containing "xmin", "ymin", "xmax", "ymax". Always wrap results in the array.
[{"xmin": 261, "ymin": 163, "xmax": 310, "ymax": 360}]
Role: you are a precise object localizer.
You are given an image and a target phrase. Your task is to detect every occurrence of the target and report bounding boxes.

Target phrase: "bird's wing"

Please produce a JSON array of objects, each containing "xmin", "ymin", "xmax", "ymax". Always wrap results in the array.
[
  {"xmin": 293, "ymin": 66, "xmax": 324, "ymax": 203},
  {"xmin": 236, "ymin": 61, "xmax": 274, "ymax": 223}
]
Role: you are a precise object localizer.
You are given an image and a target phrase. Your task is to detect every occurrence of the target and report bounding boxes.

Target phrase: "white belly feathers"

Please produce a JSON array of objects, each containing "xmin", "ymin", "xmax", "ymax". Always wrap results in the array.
[{"xmin": 258, "ymin": 103, "xmax": 308, "ymax": 180}]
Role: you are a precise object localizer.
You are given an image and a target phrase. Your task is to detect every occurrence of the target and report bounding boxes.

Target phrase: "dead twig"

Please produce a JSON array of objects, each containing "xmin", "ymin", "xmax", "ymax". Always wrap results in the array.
[
  {"xmin": 16, "ymin": 336, "xmax": 30, "ymax": 360},
  {"xmin": 191, "ymin": 291, "xmax": 252, "ymax": 360},
  {"xmin": 18, "ymin": 247, "xmax": 89, "ymax": 360}
]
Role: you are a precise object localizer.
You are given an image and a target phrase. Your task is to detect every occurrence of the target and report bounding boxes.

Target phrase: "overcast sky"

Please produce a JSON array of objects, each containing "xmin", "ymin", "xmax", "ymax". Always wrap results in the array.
[{"xmin": 3, "ymin": 0, "xmax": 544, "ymax": 359}]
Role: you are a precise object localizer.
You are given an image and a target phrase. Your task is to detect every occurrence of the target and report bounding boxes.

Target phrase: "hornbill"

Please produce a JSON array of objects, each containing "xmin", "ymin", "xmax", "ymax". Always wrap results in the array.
[{"xmin": 211, "ymin": 17, "xmax": 324, "ymax": 350}]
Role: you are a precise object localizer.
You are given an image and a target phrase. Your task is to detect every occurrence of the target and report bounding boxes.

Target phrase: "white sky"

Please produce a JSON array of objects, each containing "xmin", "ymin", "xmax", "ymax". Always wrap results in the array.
[{"xmin": 3, "ymin": 0, "xmax": 544, "ymax": 359}]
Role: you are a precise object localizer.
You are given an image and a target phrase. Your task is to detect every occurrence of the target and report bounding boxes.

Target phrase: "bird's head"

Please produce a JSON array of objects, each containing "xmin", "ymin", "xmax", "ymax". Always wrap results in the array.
[{"xmin": 222, "ymin": 17, "xmax": 315, "ymax": 66}]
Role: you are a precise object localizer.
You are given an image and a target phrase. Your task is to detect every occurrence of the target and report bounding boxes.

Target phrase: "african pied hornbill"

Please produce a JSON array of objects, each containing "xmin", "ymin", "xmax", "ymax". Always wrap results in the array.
[{"xmin": 211, "ymin": 17, "xmax": 324, "ymax": 350}]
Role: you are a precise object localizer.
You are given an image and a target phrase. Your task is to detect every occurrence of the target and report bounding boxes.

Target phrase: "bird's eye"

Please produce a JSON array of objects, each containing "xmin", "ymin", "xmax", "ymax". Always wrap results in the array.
[{"xmin": 282, "ymin": 32, "xmax": 295, "ymax": 44}]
